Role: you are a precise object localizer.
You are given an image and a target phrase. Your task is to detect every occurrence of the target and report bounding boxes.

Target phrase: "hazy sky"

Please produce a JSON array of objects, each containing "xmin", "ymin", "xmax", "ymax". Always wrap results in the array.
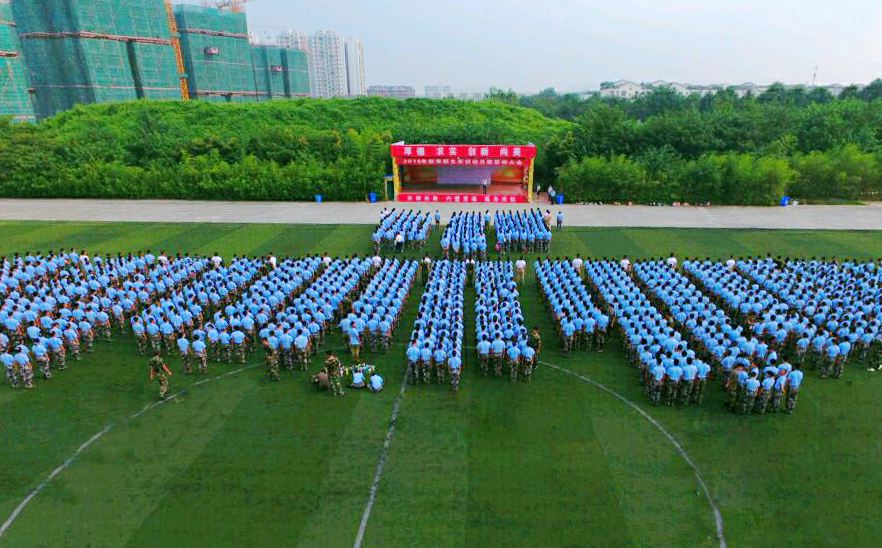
[{"xmin": 240, "ymin": 0, "xmax": 882, "ymax": 93}]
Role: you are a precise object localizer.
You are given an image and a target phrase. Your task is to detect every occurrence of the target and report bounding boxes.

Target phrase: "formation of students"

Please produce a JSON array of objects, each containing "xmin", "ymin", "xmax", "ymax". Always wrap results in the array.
[
  {"xmin": 339, "ymin": 258, "xmax": 418, "ymax": 360},
  {"xmin": 406, "ymin": 260, "xmax": 465, "ymax": 391},
  {"xmin": 737, "ymin": 257, "xmax": 882, "ymax": 373},
  {"xmin": 2, "ymin": 249, "xmax": 199, "ymax": 390},
  {"xmin": 535, "ymin": 259, "xmax": 608, "ymax": 353},
  {"xmin": 493, "ymin": 209, "xmax": 552, "ymax": 254},
  {"xmin": 635, "ymin": 259, "xmax": 803, "ymax": 414},
  {"xmin": 584, "ymin": 259, "xmax": 709, "ymax": 408},
  {"xmin": 374, "ymin": 209, "xmax": 432, "ymax": 253},
  {"xmin": 440, "ymin": 212, "xmax": 487, "ymax": 259},
  {"xmin": 474, "ymin": 261, "xmax": 536, "ymax": 381}
]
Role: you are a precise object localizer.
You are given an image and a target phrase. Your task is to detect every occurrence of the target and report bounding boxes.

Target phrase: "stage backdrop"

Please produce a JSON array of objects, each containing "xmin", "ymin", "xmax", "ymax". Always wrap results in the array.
[{"xmin": 403, "ymin": 165, "xmax": 524, "ymax": 185}]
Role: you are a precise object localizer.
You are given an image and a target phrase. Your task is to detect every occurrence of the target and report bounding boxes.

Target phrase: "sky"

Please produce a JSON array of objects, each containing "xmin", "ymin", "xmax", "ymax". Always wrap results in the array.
[{"xmin": 238, "ymin": 0, "xmax": 882, "ymax": 94}]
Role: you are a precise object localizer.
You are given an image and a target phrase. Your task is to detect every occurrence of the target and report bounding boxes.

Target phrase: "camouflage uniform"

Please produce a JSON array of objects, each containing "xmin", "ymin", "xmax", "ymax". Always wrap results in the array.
[
  {"xmin": 754, "ymin": 388, "xmax": 772, "ymax": 415},
  {"xmin": 82, "ymin": 331, "xmax": 94, "ymax": 353},
  {"xmin": 233, "ymin": 343, "xmax": 246, "ymax": 365},
  {"xmin": 149, "ymin": 355, "xmax": 170, "ymax": 399},
  {"xmin": 52, "ymin": 347, "xmax": 66, "ymax": 371},
  {"xmin": 5, "ymin": 365, "xmax": 19, "ymax": 388},
  {"xmin": 20, "ymin": 362, "xmax": 34, "ymax": 389},
  {"xmin": 195, "ymin": 350, "xmax": 208, "ymax": 374},
  {"xmin": 664, "ymin": 379, "xmax": 679, "ymax": 406},
  {"xmin": 785, "ymin": 388, "xmax": 799, "ymax": 413},
  {"xmin": 150, "ymin": 333, "xmax": 162, "ymax": 355},
  {"xmin": 690, "ymin": 379, "xmax": 706, "ymax": 405},
  {"xmin": 98, "ymin": 321, "xmax": 112, "ymax": 342},
  {"xmin": 36, "ymin": 355, "xmax": 51, "ymax": 379},
  {"xmin": 135, "ymin": 332, "xmax": 148, "ymax": 355},
  {"xmin": 739, "ymin": 389, "xmax": 757, "ymax": 415},
  {"xmin": 326, "ymin": 355, "xmax": 345, "ymax": 396},
  {"xmin": 436, "ymin": 360, "xmax": 447, "ymax": 384},
  {"xmin": 650, "ymin": 380, "xmax": 663, "ymax": 406},
  {"xmin": 676, "ymin": 380, "xmax": 691, "ymax": 406},
  {"xmin": 265, "ymin": 348, "xmax": 280, "ymax": 381},
  {"xmin": 180, "ymin": 350, "xmax": 192, "ymax": 375}
]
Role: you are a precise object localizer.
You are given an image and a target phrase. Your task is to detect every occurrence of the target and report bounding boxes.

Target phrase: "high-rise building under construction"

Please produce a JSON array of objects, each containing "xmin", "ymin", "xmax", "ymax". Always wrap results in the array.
[
  {"xmin": 12, "ymin": 0, "xmax": 182, "ymax": 120},
  {"xmin": 0, "ymin": 0, "xmax": 34, "ymax": 121}
]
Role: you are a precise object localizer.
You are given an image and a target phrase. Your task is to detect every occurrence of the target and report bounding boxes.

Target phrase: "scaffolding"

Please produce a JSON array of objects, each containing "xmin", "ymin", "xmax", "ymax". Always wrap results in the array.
[
  {"xmin": 12, "ymin": 0, "xmax": 182, "ymax": 119},
  {"xmin": 252, "ymin": 45, "xmax": 310, "ymax": 100},
  {"xmin": 0, "ymin": 1, "xmax": 34, "ymax": 122},
  {"xmin": 174, "ymin": 4, "xmax": 258, "ymax": 102}
]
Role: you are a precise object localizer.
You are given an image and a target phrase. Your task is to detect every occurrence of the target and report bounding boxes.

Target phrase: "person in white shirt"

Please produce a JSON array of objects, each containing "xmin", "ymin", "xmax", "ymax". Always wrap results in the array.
[
  {"xmin": 572, "ymin": 255, "xmax": 584, "ymax": 274},
  {"xmin": 726, "ymin": 258, "xmax": 736, "ymax": 271},
  {"xmin": 394, "ymin": 233, "xmax": 405, "ymax": 253},
  {"xmin": 322, "ymin": 253, "xmax": 333, "ymax": 266},
  {"xmin": 351, "ymin": 370, "xmax": 366, "ymax": 388},
  {"xmin": 268, "ymin": 252, "xmax": 277, "ymax": 269},
  {"xmin": 515, "ymin": 258, "xmax": 527, "ymax": 283},
  {"xmin": 211, "ymin": 252, "xmax": 223, "ymax": 268},
  {"xmin": 620, "ymin": 257, "xmax": 631, "ymax": 271},
  {"xmin": 372, "ymin": 255, "xmax": 383, "ymax": 269},
  {"xmin": 369, "ymin": 372, "xmax": 384, "ymax": 393},
  {"xmin": 666, "ymin": 253, "xmax": 677, "ymax": 269},
  {"xmin": 157, "ymin": 251, "xmax": 168, "ymax": 266}
]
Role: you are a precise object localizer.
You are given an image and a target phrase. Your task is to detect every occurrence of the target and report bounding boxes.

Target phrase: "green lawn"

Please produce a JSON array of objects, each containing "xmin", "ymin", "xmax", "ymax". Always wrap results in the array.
[{"xmin": 1, "ymin": 221, "xmax": 882, "ymax": 547}]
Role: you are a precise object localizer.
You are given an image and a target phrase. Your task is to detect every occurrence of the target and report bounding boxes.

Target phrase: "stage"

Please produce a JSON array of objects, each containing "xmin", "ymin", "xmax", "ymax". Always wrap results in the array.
[{"xmin": 391, "ymin": 143, "xmax": 537, "ymax": 204}]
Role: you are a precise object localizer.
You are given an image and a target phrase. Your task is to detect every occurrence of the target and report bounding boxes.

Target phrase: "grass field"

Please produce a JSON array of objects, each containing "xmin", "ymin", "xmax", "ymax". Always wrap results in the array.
[{"xmin": 2, "ymin": 220, "xmax": 882, "ymax": 547}]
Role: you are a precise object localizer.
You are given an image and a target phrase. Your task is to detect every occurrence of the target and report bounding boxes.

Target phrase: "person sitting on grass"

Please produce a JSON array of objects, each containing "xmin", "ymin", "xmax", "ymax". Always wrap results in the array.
[
  {"xmin": 351, "ymin": 368, "xmax": 366, "ymax": 389},
  {"xmin": 369, "ymin": 372, "xmax": 384, "ymax": 393}
]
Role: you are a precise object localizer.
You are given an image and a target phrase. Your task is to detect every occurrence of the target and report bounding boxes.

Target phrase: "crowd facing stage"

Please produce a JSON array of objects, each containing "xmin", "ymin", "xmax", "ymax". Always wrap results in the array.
[{"xmin": 2, "ymin": 233, "xmax": 879, "ymax": 414}]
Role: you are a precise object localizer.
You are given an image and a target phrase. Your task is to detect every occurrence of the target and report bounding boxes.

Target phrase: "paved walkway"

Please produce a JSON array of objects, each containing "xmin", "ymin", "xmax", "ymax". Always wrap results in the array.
[{"xmin": 0, "ymin": 199, "xmax": 879, "ymax": 230}]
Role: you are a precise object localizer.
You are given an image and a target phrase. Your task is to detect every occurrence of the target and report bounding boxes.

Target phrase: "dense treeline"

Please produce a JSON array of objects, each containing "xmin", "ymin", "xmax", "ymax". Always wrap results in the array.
[
  {"xmin": 1, "ymin": 85, "xmax": 881, "ymax": 204},
  {"xmin": 506, "ymin": 82, "xmax": 882, "ymax": 204},
  {"xmin": 0, "ymin": 98, "xmax": 569, "ymax": 201}
]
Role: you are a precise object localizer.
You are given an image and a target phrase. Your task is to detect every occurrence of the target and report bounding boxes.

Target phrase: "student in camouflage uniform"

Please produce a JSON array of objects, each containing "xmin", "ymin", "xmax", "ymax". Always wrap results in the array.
[
  {"xmin": 325, "ymin": 351, "xmax": 345, "ymax": 397},
  {"xmin": 52, "ymin": 341, "xmax": 66, "ymax": 371},
  {"xmin": 81, "ymin": 324, "xmax": 94, "ymax": 353},
  {"xmin": 725, "ymin": 366, "xmax": 742, "ymax": 410},
  {"xmin": 149, "ymin": 351, "xmax": 171, "ymax": 400},
  {"xmin": 233, "ymin": 340, "xmax": 247, "ymax": 365},
  {"xmin": 264, "ymin": 342, "xmax": 280, "ymax": 382}
]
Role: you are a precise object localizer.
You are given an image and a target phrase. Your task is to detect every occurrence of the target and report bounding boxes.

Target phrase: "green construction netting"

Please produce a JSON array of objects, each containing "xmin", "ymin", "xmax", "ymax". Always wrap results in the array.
[
  {"xmin": 252, "ymin": 45, "xmax": 311, "ymax": 100},
  {"xmin": 175, "ymin": 4, "xmax": 257, "ymax": 102},
  {"xmin": 0, "ymin": 2, "xmax": 35, "ymax": 121},
  {"xmin": 12, "ymin": 0, "xmax": 180, "ymax": 119}
]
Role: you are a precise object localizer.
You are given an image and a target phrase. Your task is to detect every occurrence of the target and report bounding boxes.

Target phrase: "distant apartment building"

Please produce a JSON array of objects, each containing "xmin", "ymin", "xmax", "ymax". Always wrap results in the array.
[
  {"xmin": 368, "ymin": 85, "xmax": 415, "ymax": 99},
  {"xmin": 307, "ymin": 31, "xmax": 347, "ymax": 98},
  {"xmin": 425, "ymin": 85, "xmax": 453, "ymax": 99},
  {"xmin": 424, "ymin": 85, "xmax": 485, "ymax": 101},
  {"xmin": 599, "ymin": 79, "xmax": 850, "ymax": 99},
  {"xmin": 344, "ymin": 37, "xmax": 366, "ymax": 96},
  {"xmin": 277, "ymin": 30, "xmax": 309, "ymax": 52}
]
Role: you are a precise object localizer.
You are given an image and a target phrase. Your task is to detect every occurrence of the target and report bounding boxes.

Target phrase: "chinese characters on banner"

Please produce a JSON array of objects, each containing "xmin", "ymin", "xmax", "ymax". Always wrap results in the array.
[
  {"xmin": 397, "ymin": 193, "xmax": 529, "ymax": 204},
  {"xmin": 396, "ymin": 158, "xmax": 526, "ymax": 167},
  {"xmin": 390, "ymin": 144, "xmax": 537, "ymax": 160}
]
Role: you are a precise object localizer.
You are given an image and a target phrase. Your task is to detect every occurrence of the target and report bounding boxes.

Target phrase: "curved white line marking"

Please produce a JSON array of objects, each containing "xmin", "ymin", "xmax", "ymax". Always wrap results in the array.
[
  {"xmin": 541, "ymin": 360, "xmax": 727, "ymax": 548},
  {"xmin": 0, "ymin": 364, "xmax": 258, "ymax": 540},
  {"xmin": 354, "ymin": 378, "xmax": 408, "ymax": 548}
]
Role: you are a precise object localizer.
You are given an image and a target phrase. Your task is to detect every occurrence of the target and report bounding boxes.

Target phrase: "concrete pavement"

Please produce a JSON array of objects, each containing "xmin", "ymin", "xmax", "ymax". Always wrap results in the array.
[{"xmin": 0, "ymin": 199, "xmax": 879, "ymax": 230}]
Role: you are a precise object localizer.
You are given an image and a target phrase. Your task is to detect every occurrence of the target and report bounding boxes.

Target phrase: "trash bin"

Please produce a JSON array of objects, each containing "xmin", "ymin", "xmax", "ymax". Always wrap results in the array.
[
  {"xmin": 779, "ymin": 196, "xmax": 790, "ymax": 206},
  {"xmin": 368, "ymin": 192, "xmax": 377, "ymax": 203},
  {"xmin": 555, "ymin": 194, "xmax": 565, "ymax": 205},
  {"xmin": 314, "ymin": 194, "xmax": 323, "ymax": 203}
]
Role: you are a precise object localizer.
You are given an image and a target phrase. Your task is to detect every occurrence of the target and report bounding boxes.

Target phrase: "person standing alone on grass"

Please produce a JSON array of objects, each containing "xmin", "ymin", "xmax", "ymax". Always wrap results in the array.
[
  {"xmin": 556, "ymin": 211, "xmax": 563, "ymax": 230},
  {"xmin": 149, "ymin": 350, "xmax": 172, "ymax": 400},
  {"xmin": 515, "ymin": 257, "xmax": 527, "ymax": 283}
]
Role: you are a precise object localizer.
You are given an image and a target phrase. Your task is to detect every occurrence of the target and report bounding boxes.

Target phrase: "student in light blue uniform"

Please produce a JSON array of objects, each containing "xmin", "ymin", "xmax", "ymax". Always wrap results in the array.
[{"xmin": 786, "ymin": 365, "xmax": 804, "ymax": 413}]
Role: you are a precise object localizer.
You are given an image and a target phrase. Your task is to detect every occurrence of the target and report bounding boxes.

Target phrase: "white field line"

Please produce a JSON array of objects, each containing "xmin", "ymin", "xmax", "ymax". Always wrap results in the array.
[
  {"xmin": 353, "ymin": 375, "xmax": 409, "ymax": 548},
  {"xmin": 541, "ymin": 360, "xmax": 727, "ymax": 548},
  {"xmin": 0, "ymin": 364, "xmax": 258, "ymax": 540}
]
